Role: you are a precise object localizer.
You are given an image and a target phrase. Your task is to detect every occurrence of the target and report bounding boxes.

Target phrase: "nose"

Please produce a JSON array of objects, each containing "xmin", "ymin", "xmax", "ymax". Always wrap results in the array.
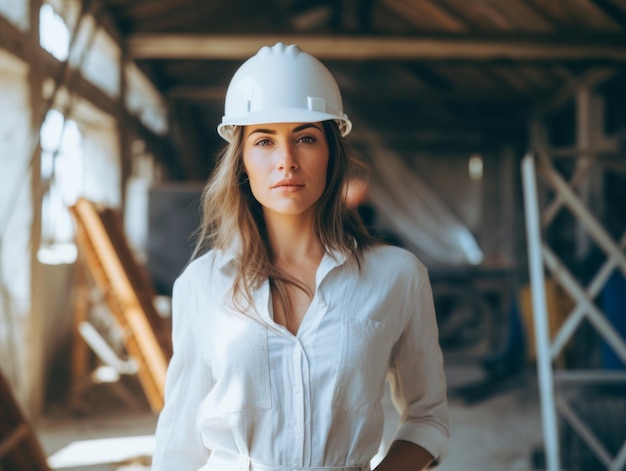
[{"xmin": 277, "ymin": 143, "xmax": 298, "ymax": 170}]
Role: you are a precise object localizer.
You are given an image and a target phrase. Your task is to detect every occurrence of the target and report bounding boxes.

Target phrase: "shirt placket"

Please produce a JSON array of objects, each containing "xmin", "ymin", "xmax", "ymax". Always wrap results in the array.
[
  {"xmin": 284, "ymin": 252, "xmax": 344, "ymax": 466},
  {"xmin": 292, "ymin": 294, "xmax": 331, "ymax": 467},
  {"xmin": 290, "ymin": 338, "xmax": 307, "ymax": 462}
]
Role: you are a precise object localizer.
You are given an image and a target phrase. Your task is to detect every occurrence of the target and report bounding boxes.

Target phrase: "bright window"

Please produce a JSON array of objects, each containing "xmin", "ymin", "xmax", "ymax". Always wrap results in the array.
[
  {"xmin": 38, "ymin": 109, "xmax": 83, "ymax": 264},
  {"xmin": 39, "ymin": 3, "xmax": 70, "ymax": 61},
  {"xmin": 126, "ymin": 62, "xmax": 168, "ymax": 135}
]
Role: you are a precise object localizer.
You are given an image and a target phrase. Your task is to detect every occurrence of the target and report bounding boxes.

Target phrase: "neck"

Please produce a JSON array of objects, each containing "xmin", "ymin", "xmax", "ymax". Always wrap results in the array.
[{"xmin": 264, "ymin": 211, "xmax": 324, "ymax": 265}]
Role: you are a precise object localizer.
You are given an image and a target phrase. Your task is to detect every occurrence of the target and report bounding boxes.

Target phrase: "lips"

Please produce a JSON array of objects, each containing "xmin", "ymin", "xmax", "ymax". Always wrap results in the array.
[{"xmin": 271, "ymin": 179, "xmax": 304, "ymax": 189}]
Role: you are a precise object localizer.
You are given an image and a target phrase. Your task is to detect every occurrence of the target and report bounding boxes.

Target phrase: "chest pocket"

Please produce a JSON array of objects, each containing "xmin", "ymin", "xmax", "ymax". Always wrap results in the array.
[
  {"xmin": 333, "ymin": 317, "xmax": 390, "ymax": 418},
  {"xmin": 201, "ymin": 311, "xmax": 271, "ymax": 414}
]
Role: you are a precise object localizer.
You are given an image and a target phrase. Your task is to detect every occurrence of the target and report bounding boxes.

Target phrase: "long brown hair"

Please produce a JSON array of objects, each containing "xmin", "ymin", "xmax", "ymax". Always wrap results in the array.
[{"xmin": 193, "ymin": 120, "xmax": 376, "ymax": 312}]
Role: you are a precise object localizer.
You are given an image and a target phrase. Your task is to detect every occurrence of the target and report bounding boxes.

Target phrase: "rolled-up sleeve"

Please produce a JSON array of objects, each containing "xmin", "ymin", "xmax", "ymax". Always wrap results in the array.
[
  {"xmin": 152, "ymin": 276, "xmax": 213, "ymax": 470},
  {"xmin": 387, "ymin": 266, "xmax": 449, "ymax": 466}
]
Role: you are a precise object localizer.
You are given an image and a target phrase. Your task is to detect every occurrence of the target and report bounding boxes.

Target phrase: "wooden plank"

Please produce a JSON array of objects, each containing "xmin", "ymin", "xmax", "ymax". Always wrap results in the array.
[
  {"xmin": 165, "ymin": 83, "xmax": 537, "ymax": 104},
  {"xmin": 0, "ymin": 424, "xmax": 28, "ymax": 458},
  {"xmin": 127, "ymin": 33, "xmax": 626, "ymax": 61},
  {"xmin": 70, "ymin": 198, "xmax": 171, "ymax": 413},
  {"xmin": 576, "ymin": 0, "xmax": 625, "ymax": 30},
  {"xmin": 588, "ymin": 0, "xmax": 626, "ymax": 29},
  {"xmin": 0, "ymin": 370, "xmax": 50, "ymax": 470},
  {"xmin": 128, "ymin": 0, "xmax": 220, "ymax": 32},
  {"xmin": 381, "ymin": 0, "xmax": 470, "ymax": 32},
  {"xmin": 482, "ymin": 0, "xmax": 556, "ymax": 32}
]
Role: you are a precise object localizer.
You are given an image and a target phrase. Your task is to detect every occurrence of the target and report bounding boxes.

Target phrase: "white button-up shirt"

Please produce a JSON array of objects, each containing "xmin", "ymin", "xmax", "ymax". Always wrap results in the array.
[{"xmin": 153, "ymin": 245, "xmax": 449, "ymax": 470}]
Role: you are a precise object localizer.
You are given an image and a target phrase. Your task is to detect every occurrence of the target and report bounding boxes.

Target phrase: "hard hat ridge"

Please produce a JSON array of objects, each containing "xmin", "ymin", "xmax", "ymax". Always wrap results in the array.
[
  {"xmin": 257, "ymin": 42, "xmax": 300, "ymax": 58},
  {"xmin": 217, "ymin": 42, "xmax": 352, "ymax": 142}
]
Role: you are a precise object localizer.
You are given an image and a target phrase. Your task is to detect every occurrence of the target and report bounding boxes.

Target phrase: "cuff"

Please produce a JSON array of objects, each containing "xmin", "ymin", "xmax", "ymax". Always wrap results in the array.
[{"xmin": 393, "ymin": 421, "xmax": 449, "ymax": 467}]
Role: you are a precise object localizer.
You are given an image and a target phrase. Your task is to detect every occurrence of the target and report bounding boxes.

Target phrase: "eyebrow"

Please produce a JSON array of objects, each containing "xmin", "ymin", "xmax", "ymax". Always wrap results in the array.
[
  {"xmin": 247, "ymin": 123, "xmax": 323, "ymax": 136},
  {"xmin": 292, "ymin": 123, "xmax": 322, "ymax": 133}
]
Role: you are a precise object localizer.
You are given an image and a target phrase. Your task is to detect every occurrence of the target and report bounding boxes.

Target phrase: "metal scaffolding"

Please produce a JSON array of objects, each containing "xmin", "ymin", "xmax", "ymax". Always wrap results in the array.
[{"xmin": 522, "ymin": 145, "xmax": 626, "ymax": 470}]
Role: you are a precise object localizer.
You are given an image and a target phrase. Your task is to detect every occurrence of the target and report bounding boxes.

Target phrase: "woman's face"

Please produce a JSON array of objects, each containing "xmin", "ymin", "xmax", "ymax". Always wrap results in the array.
[{"xmin": 242, "ymin": 122, "xmax": 329, "ymax": 219}]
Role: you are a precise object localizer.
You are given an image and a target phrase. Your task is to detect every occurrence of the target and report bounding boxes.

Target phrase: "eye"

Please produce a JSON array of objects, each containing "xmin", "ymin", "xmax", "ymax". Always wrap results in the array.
[
  {"xmin": 254, "ymin": 138, "xmax": 273, "ymax": 146},
  {"xmin": 297, "ymin": 135, "xmax": 316, "ymax": 144}
]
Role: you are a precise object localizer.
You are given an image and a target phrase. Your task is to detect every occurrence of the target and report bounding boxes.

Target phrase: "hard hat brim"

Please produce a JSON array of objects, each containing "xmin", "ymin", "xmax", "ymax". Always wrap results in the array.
[{"xmin": 217, "ymin": 108, "xmax": 351, "ymax": 142}]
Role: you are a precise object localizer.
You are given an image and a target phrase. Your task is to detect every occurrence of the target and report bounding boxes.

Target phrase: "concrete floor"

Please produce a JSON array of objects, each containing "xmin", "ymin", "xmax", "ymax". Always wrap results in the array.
[{"xmin": 35, "ymin": 358, "xmax": 544, "ymax": 471}]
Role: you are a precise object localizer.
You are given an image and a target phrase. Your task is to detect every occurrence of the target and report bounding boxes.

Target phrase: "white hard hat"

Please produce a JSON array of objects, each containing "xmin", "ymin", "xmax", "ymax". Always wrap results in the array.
[{"xmin": 217, "ymin": 42, "xmax": 352, "ymax": 142}]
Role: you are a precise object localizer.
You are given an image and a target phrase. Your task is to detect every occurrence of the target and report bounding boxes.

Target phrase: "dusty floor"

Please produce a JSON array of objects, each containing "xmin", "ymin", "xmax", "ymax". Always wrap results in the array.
[{"xmin": 35, "ymin": 358, "xmax": 544, "ymax": 471}]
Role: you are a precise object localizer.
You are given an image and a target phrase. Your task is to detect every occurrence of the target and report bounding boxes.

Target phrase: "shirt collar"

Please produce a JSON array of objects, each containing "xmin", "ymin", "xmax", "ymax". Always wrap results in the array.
[
  {"xmin": 214, "ymin": 246, "xmax": 351, "ymax": 278},
  {"xmin": 214, "ymin": 247, "xmax": 238, "ymax": 274},
  {"xmin": 316, "ymin": 249, "xmax": 349, "ymax": 287}
]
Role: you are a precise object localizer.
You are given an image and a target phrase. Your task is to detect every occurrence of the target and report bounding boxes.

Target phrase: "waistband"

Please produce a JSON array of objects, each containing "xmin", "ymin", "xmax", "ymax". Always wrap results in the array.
[
  {"xmin": 250, "ymin": 465, "xmax": 366, "ymax": 471},
  {"xmin": 248, "ymin": 459, "xmax": 368, "ymax": 471},
  {"xmin": 200, "ymin": 452, "xmax": 370, "ymax": 471}
]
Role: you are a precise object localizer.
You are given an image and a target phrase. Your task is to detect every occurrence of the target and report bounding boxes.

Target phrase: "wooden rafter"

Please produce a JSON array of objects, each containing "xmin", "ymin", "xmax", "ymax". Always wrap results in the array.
[
  {"xmin": 533, "ymin": 67, "xmax": 616, "ymax": 117},
  {"xmin": 124, "ymin": 0, "xmax": 220, "ymax": 32},
  {"xmin": 588, "ymin": 0, "xmax": 626, "ymax": 29},
  {"xmin": 381, "ymin": 0, "xmax": 472, "ymax": 32}
]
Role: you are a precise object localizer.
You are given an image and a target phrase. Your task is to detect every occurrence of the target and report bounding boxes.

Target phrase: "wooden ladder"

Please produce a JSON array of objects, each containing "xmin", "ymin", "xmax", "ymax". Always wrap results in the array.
[{"xmin": 69, "ymin": 197, "xmax": 172, "ymax": 414}]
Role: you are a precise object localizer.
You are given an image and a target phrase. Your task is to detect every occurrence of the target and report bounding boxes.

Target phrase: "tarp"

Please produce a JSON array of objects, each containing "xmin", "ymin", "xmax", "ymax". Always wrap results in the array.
[{"xmin": 365, "ymin": 136, "xmax": 483, "ymax": 266}]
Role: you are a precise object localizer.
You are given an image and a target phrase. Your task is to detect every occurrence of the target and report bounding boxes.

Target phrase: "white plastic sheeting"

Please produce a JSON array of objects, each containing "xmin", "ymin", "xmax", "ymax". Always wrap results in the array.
[
  {"xmin": 0, "ymin": 50, "xmax": 33, "ymax": 403},
  {"xmin": 365, "ymin": 137, "xmax": 484, "ymax": 266},
  {"xmin": 0, "ymin": 0, "xmax": 29, "ymax": 30},
  {"xmin": 126, "ymin": 61, "xmax": 168, "ymax": 135}
]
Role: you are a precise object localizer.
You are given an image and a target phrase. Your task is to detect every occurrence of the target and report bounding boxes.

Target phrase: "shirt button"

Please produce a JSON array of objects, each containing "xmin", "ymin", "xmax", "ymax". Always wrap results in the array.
[{"xmin": 294, "ymin": 425, "xmax": 301, "ymax": 433}]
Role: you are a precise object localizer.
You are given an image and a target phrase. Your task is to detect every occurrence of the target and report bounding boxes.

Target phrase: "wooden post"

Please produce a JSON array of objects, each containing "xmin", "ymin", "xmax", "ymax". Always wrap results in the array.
[
  {"xmin": 69, "ymin": 258, "xmax": 91, "ymax": 413},
  {"xmin": 27, "ymin": 0, "xmax": 45, "ymax": 419}
]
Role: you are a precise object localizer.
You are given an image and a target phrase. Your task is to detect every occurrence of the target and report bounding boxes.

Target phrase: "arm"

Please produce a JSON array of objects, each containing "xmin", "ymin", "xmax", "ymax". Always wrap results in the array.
[
  {"xmin": 152, "ymin": 277, "xmax": 213, "ymax": 470},
  {"xmin": 374, "ymin": 440, "xmax": 434, "ymax": 471},
  {"xmin": 384, "ymin": 262, "xmax": 450, "ymax": 468}
]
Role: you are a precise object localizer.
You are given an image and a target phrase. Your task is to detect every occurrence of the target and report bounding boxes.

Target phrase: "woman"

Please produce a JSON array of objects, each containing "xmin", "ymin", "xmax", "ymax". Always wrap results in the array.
[{"xmin": 153, "ymin": 43, "xmax": 449, "ymax": 471}]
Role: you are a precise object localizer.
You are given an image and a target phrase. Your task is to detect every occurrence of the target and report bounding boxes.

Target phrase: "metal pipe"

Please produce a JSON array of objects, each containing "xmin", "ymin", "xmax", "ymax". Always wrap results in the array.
[
  {"xmin": 522, "ymin": 152, "xmax": 561, "ymax": 471},
  {"xmin": 555, "ymin": 370, "xmax": 626, "ymax": 384}
]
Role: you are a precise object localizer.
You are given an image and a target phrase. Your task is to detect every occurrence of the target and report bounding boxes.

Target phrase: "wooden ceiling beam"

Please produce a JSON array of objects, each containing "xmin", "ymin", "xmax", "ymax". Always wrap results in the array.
[
  {"xmin": 166, "ymin": 85, "xmax": 536, "ymax": 107},
  {"xmin": 127, "ymin": 34, "xmax": 626, "ymax": 61}
]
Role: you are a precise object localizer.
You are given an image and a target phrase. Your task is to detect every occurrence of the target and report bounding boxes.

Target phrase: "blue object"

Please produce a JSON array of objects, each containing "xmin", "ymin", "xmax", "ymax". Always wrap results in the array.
[{"xmin": 600, "ymin": 270, "xmax": 626, "ymax": 370}]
